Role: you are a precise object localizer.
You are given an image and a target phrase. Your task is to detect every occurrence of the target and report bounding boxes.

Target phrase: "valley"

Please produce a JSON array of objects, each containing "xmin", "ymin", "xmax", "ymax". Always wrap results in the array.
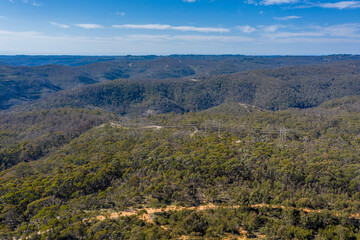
[{"xmin": 0, "ymin": 56, "xmax": 359, "ymax": 239}]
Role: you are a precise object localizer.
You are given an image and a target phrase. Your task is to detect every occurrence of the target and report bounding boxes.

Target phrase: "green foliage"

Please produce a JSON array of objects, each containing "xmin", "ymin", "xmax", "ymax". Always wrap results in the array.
[
  {"xmin": 0, "ymin": 108, "xmax": 109, "ymax": 170},
  {"xmin": 0, "ymin": 98, "xmax": 359, "ymax": 238},
  {"xmin": 2, "ymin": 56, "xmax": 360, "ymax": 114},
  {"xmin": 24, "ymin": 61, "xmax": 360, "ymax": 116}
]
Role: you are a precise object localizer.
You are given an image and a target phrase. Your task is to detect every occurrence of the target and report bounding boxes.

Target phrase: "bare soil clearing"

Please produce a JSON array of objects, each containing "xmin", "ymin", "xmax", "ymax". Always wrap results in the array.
[{"xmin": 86, "ymin": 203, "xmax": 359, "ymax": 239}]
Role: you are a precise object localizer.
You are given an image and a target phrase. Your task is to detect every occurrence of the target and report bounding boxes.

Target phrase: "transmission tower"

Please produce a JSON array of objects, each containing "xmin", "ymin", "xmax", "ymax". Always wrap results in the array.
[{"xmin": 279, "ymin": 126, "xmax": 287, "ymax": 142}]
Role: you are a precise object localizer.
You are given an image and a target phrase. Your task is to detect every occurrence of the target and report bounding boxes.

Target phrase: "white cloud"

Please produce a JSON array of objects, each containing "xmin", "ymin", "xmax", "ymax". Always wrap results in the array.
[
  {"xmin": 74, "ymin": 24, "xmax": 104, "ymax": 29},
  {"xmin": 265, "ymin": 32, "xmax": 324, "ymax": 39},
  {"xmin": 0, "ymin": 30, "xmax": 253, "ymax": 55},
  {"xmin": 322, "ymin": 23, "xmax": 360, "ymax": 38},
  {"xmin": 261, "ymin": 0, "xmax": 298, "ymax": 5},
  {"xmin": 113, "ymin": 24, "xmax": 171, "ymax": 30},
  {"xmin": 124, "ymin": 34, "xmax": 171, "ymax": 41},
  {"xmin": 0, "ymin": 29, "xmax": 41, "ymax": 37},
  {"xmin": 113, "ymin": 24, "xmax": 230, "ymax": 33},
  {"xmin": 263, "ymin": 25, "xmax": 279, "ymax": 32},
  {"xmin": 263, "ymin": 23, "xmax": 360, "ymax": 41},
  {"xmin": 237, "ymin": 25, "xmax": 256, "ymax": 33},
  {"xmin": 0, "ymin": 16, "xmax": 5, "ymax": 19},
  {"xmin": 171, "ymin": 26, "xmax": 229, "ymax": 33},
  {"xmin": 273, "ymin": 15, "xmax": 301, "ymax": 20},
  {"xmin": 266, "ymin": 36, "xmax": 360, "ymax": 44},
  {"xmin": 183, "ymin": 0, "xmax": 197, "ymax": 2},
  {"xmin": 32, "ymin": 1, "xmax": 41, "ymax": 7},
  {"xmin": 126, "ymin": 34, "xmax": 252, "ymax": 42},
  {"xmin": 245, "ymin": 0, "xmax": 258, "ymax": 5},
  {"xmin": 0, "ymin": 28, "xmax": 359, "ymax": 55},
  {"xmin": 173, "ymin": 35, "xmax": 252, "ymax": 42},
  {"xmin": 50, "ymin": 22, "xmax": 70, "ymax": 29},
  {"xmin": 247, "ymin": 0, "xmax": 300, "ymax": 6},
  {"xmin": 250, "ymin": 0, "xmax": 360, "ymax": 9},
  {"xmin": 318, "ymin": 1, "xmax": 360, "ymax": 9}
]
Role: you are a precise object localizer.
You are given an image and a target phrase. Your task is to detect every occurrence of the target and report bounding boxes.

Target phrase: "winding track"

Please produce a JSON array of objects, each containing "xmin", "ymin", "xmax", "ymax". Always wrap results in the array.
[{"xmin": 85, "ymin": 203, "xmax": 359, "ymax": 239}]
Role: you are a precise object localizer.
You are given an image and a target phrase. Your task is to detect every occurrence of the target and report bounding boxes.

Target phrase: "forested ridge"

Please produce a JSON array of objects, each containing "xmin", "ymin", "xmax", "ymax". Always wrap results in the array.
[
  {"xmin": 21, "ymin": 60, "xmax": 360, "ymax": 115},
  {"xmin": 1, "ymin": 54, "xmax": 360, "ymax": 110},
  {"xmin": 2, "ymin": 54, "xmax": 359, "ymax": 67},
  {"xmin": 0, "ymin": 96, "xmax": 359, "ymax": 239},
  {"xmin": 0, "ymin": 56, "xmax": 360, "ymax": 239}
]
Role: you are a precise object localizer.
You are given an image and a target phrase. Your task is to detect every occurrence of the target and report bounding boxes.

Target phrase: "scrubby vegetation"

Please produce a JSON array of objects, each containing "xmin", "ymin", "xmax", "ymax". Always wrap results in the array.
[
  {"xmin": 15, "ymin": 61, "xmax": 360, "ymax": 117},
  {"xmin": 0, "ymin": 56, "xmax": 359, "ymax": 239},
  {"xmin": 2, "ymin": 55, "xmax": 360, "ymax": 110},
  {"xmin": 0, "ymin": 96, "xmax": 359, "ymax": 239}
]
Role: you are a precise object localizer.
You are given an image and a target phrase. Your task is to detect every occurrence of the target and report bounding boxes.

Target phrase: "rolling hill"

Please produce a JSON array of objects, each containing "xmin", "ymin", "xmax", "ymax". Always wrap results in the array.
[
  {"xmin": 1, "ymin": 55, "xmax": 360, "ymax": 239},
  {"xmin": 19, "ymin": 60, "xmax": 360, "ymax": 116},
  {"xmin": 1, "ymin": 54, "xmax": 360, "ymax": 110},
  {"xmin": 0, "ymin": 96, "xmax": 359, "ymax": 239}
]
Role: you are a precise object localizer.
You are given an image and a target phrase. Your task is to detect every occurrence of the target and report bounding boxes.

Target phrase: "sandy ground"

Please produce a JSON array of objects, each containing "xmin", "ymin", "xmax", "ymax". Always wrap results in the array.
[{"xmin": 87, "ymin": 202, "xmax": 359, "ymax": 239}]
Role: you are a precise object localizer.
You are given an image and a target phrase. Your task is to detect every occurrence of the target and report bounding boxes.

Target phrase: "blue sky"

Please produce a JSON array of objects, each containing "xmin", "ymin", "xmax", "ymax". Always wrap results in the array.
[{"xmin": 0, "ymin": 0, "xmax": 359, "ymax": 55}]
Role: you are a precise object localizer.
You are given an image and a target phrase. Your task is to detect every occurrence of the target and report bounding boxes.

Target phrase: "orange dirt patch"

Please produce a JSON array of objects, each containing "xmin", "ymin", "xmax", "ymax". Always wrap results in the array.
[{"xmin": 86, "ymin": 203, "xmax": 359, "ymax": 239}]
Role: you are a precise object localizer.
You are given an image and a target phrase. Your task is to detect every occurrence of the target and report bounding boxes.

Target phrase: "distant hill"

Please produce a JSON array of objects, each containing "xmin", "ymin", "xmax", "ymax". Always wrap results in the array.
[
  {"xmin": 0, "ymin": 55, "xmax": 119, "ymax": 66},
  {"xmin": 1, "ymin": 55, "xmax": 360, "ymax": 110},
  {"xmin": 0, "ymin": 108, "xmax": 108, "ymax": 170},
  {"xmin": 201, "ymin": 102, "xmax": 266, "ymax": 116},
  {"xmin": 2, "ymin": 55, "xmax": 360, "ymax": 240},
  {"xmin": 317, "ymin": 95, "xmax": 360, "ymax": 113},
  {"xmin": 18, "ymin": 60, "xmax": 360, "ymax": 115},
  {"xmin": 1, "ymin": 54, "xmax": 360, "ymax": 67}
]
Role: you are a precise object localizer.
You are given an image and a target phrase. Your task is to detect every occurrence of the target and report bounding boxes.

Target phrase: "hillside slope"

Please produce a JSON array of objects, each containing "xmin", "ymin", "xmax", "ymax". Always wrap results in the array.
[
  {"xmin": 22, "ymin": 61, "xmax": 360, "ymax": 115},
  {"xmin": 0, "ymin": 108, "xmax": 111, "ymax": 170},
  {"xmin": 0, "ymin": 97, "xmax": 359, "ymax": 239},
  {"xmin": 1, "ymin": 55, "xmax": 360, "ymax": 110}
]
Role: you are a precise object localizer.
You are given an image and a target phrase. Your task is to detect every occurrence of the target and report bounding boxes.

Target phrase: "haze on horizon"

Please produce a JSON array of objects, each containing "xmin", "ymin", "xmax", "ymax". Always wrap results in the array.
[{"xmin": 0, "ymin": 0, "xmax": 360, "ymax": 55}]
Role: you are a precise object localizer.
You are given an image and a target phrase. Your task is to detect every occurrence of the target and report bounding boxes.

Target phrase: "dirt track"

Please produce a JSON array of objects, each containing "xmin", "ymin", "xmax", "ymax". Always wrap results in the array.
[
  {"xmin": 93, "ymin": 203, "xmax": 357, "ymax": 222},
  {"xmin": 86, "ymin": 203, "xmax": 359, "ymax": 240}
]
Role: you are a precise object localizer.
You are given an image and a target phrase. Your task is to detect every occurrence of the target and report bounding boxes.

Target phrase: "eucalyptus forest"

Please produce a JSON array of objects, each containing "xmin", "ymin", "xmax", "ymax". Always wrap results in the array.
[{"xmin": 0, "ymin": 55, "xmax": 359, "ymax": 240}]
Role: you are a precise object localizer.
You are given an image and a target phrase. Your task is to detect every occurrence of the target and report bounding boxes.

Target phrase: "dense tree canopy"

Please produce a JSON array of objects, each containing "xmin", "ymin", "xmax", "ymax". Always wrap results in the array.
[
  {"xmin": 0, "ymin": 96, "xmax": 359, "ymax": 239},
  {"xmin": 0, "ymin": 55, "xmax": 360, "ymax": 239}
]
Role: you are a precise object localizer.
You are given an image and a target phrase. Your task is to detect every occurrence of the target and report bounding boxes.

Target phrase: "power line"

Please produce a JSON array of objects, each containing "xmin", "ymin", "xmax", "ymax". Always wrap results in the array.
[{"xmin": 280, "ymin": 126, "xmax": 287, "ymax": 142}]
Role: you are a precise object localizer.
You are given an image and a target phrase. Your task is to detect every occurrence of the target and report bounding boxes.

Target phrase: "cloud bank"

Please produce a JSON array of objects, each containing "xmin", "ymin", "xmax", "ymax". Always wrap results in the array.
[
  {"xmin": 113, "ymin": 24, "xmax": 229, "ymax": 33},
  {"xmin": 74, "ymin": 24, "xmax": 104, "ymax": 29}
]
